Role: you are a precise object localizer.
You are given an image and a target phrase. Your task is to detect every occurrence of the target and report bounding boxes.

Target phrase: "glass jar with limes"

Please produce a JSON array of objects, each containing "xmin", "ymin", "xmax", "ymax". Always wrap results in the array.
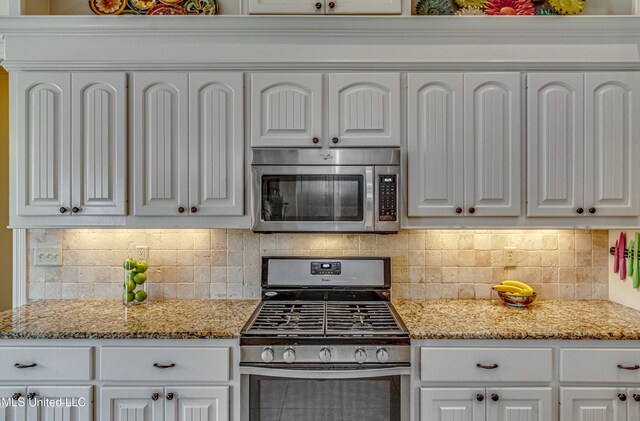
[{"xmin": 123, "ymin": 257, "xmax": 148, "ymax": 305}]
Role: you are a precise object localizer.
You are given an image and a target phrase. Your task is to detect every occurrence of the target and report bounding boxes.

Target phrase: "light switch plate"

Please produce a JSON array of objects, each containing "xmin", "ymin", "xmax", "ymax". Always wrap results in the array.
[{"xmin": 34, "ymin": 247, "xmax": 63, "ymax": 266}]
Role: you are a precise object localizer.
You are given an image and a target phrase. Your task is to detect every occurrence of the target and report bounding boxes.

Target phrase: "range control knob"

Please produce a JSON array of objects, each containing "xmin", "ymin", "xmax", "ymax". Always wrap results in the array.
[
  {"xmin": 376, "ymin": 348, "xmax": 390, "ymax": 363},
  {"xmin": 283, "ymin": 348, "xmax": 296, "ymax": 364},
  {"xmin": 319, "ymin": 347, "xmax": 332, "ymax": 363},
  {"xmin": 261, "ymin": 348, "xmax": 274, "ymax": 363},
  {"xmin": 354, "ymin": 348, "xmax": 367, "ymax": 364}
]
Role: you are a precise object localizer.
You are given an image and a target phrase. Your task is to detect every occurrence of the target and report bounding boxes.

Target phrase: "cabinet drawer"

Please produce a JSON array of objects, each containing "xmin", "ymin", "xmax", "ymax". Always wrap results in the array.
[
  {"xmin": 100, "ymin": 347, "xmax": 230, "ymax": 382},
  {"xmin": 560, "ymin": 349, "xmax": 640, "ymax": 383},
  {"xmin": 0, "ymin": 347, "xmax": 92, "ymax": 381},
  {"xmin": 421, "ymin": 347, "xmax": 552, "ymax": 383}
]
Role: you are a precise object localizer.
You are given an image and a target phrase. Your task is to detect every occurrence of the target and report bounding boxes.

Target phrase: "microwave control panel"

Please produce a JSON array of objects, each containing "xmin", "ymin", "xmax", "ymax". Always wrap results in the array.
[{"xmin": 378, "ymin": 175, "xmax": 397, "ymax": 222}]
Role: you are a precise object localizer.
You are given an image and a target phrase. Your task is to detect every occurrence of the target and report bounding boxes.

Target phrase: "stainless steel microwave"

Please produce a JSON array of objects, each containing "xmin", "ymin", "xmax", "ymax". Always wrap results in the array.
[{"xmin": 251, "ymin": 149, "xmax": 400, "ymax": 233}]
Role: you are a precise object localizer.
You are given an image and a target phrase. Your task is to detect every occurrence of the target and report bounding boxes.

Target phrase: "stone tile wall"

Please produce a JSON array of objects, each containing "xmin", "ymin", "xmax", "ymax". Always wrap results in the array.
[{"xmin": 26, "ymin": 229, "xmax": 609, "ymax": 301}]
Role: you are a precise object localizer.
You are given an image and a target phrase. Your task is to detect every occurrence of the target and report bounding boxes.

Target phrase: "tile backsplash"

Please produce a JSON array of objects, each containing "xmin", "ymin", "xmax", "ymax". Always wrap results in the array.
[{"xmin": 26, "ymin": 229, "xmax": 609, "ymax": 302}]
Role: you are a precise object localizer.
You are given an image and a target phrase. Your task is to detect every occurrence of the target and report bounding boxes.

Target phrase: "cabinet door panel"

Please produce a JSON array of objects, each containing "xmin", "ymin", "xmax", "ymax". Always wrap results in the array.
[
  {"xmin": 132, "ymin": 73, "xmax": 189, "ymax": 216},
  {"xmin": 464, "ymin": 73, "xmax": 521, "ymax": 216},
  {"xmin": 248, "ymin": 0, "xmax": 323, "ymax": 14},
  {"xmin": 325, "ymin": 0, "xmax": 401, "ymax": 14},
  {"xmin": 329, "ymin": 73, "xmax": 400, "ymax": 147},
  {"xmin": 72, "ymin": 72, "xmax": 127, "ymax": 216},
  {"xmin": 527, "ymin": 73, "xmax": 584, "ymax": 217},
  {"xmin": 27, "ymin": 386, "xmax": 92, "ymax": 421},
  {"xmin": 585, "ymin": 72, "xmax": 640, "ymax": 216},
  {"xmin": 629, "ymin": 388, "xmax": 640, "ymax": 421},
  {"xmin": 407, "ymin": 73, "xmax": 464, "ymax": 217},
  {"xmin": 16, "ymin": 72, "xmax": 71, "ymax": 216},
  {"xmin": 100, "ymin": 387, "xmax": 164, "ymax": 421},
  {"xmin": 251, "ymin": 73, "xmax": 322, "ymax": 147},
  {"xmin": 560, "ymin": 387, "xmax": 627, "ymax": 421},
  {"xmin": 486, "ymin": 387, "xmax": 552, "ymax": 421},
  {"xmin": 165, "ymin": 387, "xmax": 229, "ymax": 421},
  {"xmin": 0, "ymin": 387, "xmax": 26, "ymax": 421},
  {"xmin": 420, "ymin": 388, "xmax": 486, "ymax": 421},
  {"xmin": 189, "ymin": 73, "xmax": 244, "ymax": 216}
]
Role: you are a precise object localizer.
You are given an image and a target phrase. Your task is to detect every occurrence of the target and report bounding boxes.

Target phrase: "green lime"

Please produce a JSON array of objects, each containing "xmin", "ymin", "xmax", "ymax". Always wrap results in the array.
[
  {"xmin": 125, "ymin": 292, "xmax": 135, "ymax": 302},
  {"xmin": 135, "ymin": 261, "xmax": 148, "ymax": 273},
  {"xmin": 123, "ymin": 258, "xmax": 138, "ymax": 270},
  {"xmin": 124, "ymin": 280, "xmax": 136, "ymax": 292},
  {"xmin": 127, "ymin": 271, "xmax": 137, "ymax": 281},
  {"xmin": 133, "ymin": 273, "xmax": 147, "ymax": 285},
  {"xmin": 134, "ymin": 290, "xmax": 147, "ymax": 302}
]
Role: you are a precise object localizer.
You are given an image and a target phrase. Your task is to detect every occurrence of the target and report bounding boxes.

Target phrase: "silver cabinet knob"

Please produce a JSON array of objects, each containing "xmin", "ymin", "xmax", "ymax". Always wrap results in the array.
[
  {"xmin": 354, "ymin": 348, "xmax": 367, "ymax": 364},
  {"xmin": 261, "ymin": 348, "xmax": 274, "ymax": 363},
  {"xmin": 319, "ymin": 347, "xmax": 332, "ymax": 363},
  {"xmin": 376, "ymin": 348, "xmax": 389, "ymax": 363},
  {"xmin": 283, "ymin": 348, "xmax": 296, "ymax": 364}
]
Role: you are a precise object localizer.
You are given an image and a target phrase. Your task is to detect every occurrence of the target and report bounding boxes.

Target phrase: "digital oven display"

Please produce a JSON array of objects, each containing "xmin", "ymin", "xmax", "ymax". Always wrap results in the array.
[{"xmin": 310, "ymin": 262, "xmax": 342, "ymax": 275}]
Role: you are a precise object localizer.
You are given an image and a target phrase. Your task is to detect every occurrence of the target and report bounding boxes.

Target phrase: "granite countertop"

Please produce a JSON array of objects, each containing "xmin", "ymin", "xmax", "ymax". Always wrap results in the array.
[
  {"xmin": 0, "ymin": 299, "xmax": 260, "ymax": 340},
  {"xmin": 392, "ymin": 299, "xmax": 640, "ymax": 340}
]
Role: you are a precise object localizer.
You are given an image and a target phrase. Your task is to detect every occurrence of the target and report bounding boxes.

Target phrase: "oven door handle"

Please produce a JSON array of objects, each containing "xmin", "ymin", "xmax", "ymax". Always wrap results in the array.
[
  {"xmin": 365, "ymin": 166, "xmax": 375, "ymax": 231},
  {"xmin": 240, "ymin": 366, "xmax": 410, "ymax": 379}
]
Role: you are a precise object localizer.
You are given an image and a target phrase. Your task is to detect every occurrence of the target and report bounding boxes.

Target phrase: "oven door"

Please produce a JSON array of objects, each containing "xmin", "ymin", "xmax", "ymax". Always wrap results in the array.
[
  {"xmin": 241, "ymin": 366, "xmax": 410, "ymax": 421},
  {"xmin": 252, "ymin": 165, "xmax": 374, "ymax": 233}
]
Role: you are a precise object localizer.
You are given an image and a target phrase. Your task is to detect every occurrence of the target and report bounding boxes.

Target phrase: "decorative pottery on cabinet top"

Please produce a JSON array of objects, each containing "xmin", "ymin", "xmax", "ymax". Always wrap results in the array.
[{"xmin": 89, "ymin": 0, "xmax": 219, "ymax": 15}]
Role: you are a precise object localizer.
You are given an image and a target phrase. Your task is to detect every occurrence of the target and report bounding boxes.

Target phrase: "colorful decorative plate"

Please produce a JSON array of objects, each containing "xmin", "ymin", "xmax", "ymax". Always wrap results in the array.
[
  {"xmin": 147, "ymin": 3, "xmax": 187, "ymax": 13},
  {"xmin": 89, "ymin": 0, "xmax": 127, "ymax": 14},
  {"xmin": 128, "ymin": 0, "xmax": 157, "ymax": 12},
  {"xmin": 183, "ymin": 0, "xmax": 218, "ymax": 14}
]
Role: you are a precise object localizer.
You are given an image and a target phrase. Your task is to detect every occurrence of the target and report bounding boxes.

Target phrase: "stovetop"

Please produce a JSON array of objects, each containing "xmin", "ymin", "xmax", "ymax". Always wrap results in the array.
[{"xmin": 242, "ymin": 300, "xmax": 408, "ymax": 339}]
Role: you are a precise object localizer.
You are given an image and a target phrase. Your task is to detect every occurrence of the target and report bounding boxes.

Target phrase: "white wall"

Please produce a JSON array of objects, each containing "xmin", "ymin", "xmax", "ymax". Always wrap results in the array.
[{"xmin": 608, "ymin": 230, "xmax": 640, "ymax": 310}]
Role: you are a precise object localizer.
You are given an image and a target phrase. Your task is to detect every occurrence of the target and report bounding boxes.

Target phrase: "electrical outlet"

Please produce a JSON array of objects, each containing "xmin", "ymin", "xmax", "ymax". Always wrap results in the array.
[
  {"xmin": 503, "ymin": 247, "xmax": 516, "ymax": 268},
  {"xmin": 136, "ymin": 246, "xmax": 149, "ymax": 262},
  {"xmin": 34, "ymin": 247, "xmax": 63, "ymax": 266}
]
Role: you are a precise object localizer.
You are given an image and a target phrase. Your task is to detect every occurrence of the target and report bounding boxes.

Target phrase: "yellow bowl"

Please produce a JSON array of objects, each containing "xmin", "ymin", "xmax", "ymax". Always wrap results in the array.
[{"xmin": 497, "ymin": 291, "xmax": 537, "ymax": 308}]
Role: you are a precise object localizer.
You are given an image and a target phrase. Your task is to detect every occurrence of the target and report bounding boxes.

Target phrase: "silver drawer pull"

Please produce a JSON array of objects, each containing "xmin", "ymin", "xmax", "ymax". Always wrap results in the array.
[
  {"xmin": 617, "ymin": 364, "xmax": 640, "ymax": 370},
  {"xmin": 153, "ymin": 363, "xmax": 176, "ymax": 369},
  {"xmin": 477, "ymin": 363, "xmax": 499, "ymax": 370},
  {"xmin": 14, "ymin": 363, "xmax": 37, "ymax": 369}
]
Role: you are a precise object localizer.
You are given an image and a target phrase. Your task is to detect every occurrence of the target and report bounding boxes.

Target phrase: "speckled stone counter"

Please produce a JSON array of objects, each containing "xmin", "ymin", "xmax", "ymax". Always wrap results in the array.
[
  {"xmin": 0, "ymin": 299, "xmax": 259, "ymax": 340},
  {"xmin": 392, "ymin": 299, "xmax": 640, "ymax": 340}
]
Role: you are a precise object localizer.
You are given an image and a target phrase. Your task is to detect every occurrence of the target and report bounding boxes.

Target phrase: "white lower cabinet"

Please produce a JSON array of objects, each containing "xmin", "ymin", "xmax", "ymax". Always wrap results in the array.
[
  {"xmin": 100, "ymin": 386, "xmax": 228, "ymax": 421},
  {"xmin": 421, "ymin": 387, "xmax": 552, "ymax": 421},
  {"xmin": 0, "ymin": 386, "xmax": 92, "ymax": 421},
  {"xmin": 561, "ymin": 387, "xmax": 640, "ymax": 421}
]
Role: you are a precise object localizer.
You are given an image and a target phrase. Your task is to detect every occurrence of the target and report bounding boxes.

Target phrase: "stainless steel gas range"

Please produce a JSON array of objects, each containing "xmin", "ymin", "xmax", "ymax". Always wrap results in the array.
[{"xmin": 240, "ymin": 257, "xmax": 410, "ymax": 421}]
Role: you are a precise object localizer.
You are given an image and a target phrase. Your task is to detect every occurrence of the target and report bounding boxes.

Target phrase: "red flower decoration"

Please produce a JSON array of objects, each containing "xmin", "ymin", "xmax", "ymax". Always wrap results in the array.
[{"xmin": 485, "ymin": 0, "xmax": 535, "ymax": 14}]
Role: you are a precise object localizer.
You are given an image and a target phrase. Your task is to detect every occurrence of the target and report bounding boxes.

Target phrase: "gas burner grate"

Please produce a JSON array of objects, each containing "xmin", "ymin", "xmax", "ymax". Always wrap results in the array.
[
  {"xmin": 325, "ymin": 302, "xmax": 403, "ymax": 336},
  {"xmin": 245, "ymin": 301, "xmax": 325, "ymax": 336}
]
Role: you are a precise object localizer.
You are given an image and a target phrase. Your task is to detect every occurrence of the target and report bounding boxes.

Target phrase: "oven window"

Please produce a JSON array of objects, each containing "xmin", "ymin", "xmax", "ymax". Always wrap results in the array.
[
  {"xmin": 249, "ymin": 375, "xmax": 401, "ymax": 421},
  {"xmin": 261, "ymin": 175, "xmax": 363, "ymax": 222}
]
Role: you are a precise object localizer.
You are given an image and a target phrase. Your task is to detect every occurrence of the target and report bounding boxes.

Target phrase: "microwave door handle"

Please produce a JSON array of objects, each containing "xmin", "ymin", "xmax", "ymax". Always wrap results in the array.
[{"xmin": 365, "ymin": 167, "xmax": 375, "ymax": 231}]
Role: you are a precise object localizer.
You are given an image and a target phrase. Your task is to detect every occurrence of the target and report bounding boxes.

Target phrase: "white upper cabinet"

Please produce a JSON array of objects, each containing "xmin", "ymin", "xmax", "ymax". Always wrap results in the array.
[
  {"xmin": 584, "ymin": 72, "xmax": 640, "ymax": 216},
  {"xmin": 251, "ymin": 73, "xmax": 323, "ymax": 148},
  {"xmin": 407, "ymin": 73, "xmax": 464, "ymax": 217},
  {"xmin": 189, "ymin": 73, "xmax": 244, "ymax": 216},
  {"xmin": 328, "ymin": 73, "xmax": 400, "ymax": 148},
  {"xmin": 251, "ymin": 72, "xmax": 400, "ymax": 148},
  {"xmin": 464, "ymin": 73, "xmax": 521, "ymax": 217},
  {"xmin": 16, "ymin": 72, "xmax": 71, "ymax": 216},
  {"xmin": 132, "ymin": 73, "xmax": 190, "ymax": 217},
  {"xmin": 528, "ymin": 72, "xmax": 640, "ymax": 217},
  {"xmin": 528, "ymin": 73, "xmax": 584, "ymax": 217},
  {"xmin": 16, "ymin": 71, "xmax": 126, "ymax": 218},
  {"xmin": 71, "ymin": 72, "xmax": 127, "ymax": 216},
  {"xmin": 248, "ymin": 0, "xmax": 400, "ymax": 15},
  {"xmin": 407, "ymin": 73, "xmax": 521, "ymax": 217},
  {"xmin": 133, "ymin": 72, "xmax": 244, "ymax": 217}
]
